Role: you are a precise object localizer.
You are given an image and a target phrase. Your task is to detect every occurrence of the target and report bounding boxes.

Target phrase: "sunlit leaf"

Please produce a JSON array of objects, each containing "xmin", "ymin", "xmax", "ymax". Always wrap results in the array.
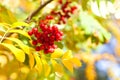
[
  {"xmin": 34, "ymin": 53, "xmax": 42, "ymax": 74},
  {"xmin": 0, "ymin": 23, "xmax": 10, "ymax": 35},
  {"xmin": 1, "ymin": 43, "xmax": 25, "ymax": 62},
  {"xmin": 8, "ymin": 29, "xmax": 31, "ymax": 39},
  {"xmin": 62, "ymin": 60, "xmax": 73, "ymax": 73},
  {"xmin": 0, "ymin": 23, "xmax": 11, "ymax": 29},
  {"xmin": 41, "ymin": 58, "xmax": 51, "ymax": 77},
  {"xmin": 6, "ymin": 38, "xmax": 30, "ymax": 54},
  {"xmin": 62, "ymin": 50, "xmax": 73, "ymax": 73},
  {"xmin": 70, "ymin": 58, "xmax": 81, "ymax": 67},
  {"xmin": 29, "ymin": 53, "xmax": 34, "ymax": 69},
  {"xmin": 0, "ymin": 27, "xmax": 6, "ymax": 32},
  {"xmin": 61, "ymin": 50, "xmax": 81, "ymax": 73},
  {"xmin": 62, "ymin": 50, "xmax": 72, "ymax": 60},
  {"xmin": 12, "ymin": 22, "xmax": 29, "ymax": 28},
  {"xmin": 51, "ymin": 48, "xmax": 63, "ymax": 58},
  {"xmin": 51, "ymin": 59, "xmax": 64, "ymax": 77},
  {"xmin": 0, "ymin": 5, "xmax": 17, "ymax": 24}
]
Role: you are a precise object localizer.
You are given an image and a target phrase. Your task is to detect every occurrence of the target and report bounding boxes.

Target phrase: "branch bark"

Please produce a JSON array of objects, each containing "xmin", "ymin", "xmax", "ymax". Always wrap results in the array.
[{"xmin": 25, "ymin": 0, "xmax": 53, "ymax": 23}]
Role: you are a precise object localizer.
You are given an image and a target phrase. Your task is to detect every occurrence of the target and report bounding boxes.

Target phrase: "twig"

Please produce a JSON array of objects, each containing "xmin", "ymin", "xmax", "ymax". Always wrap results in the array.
[{"xmin": 25, "ymin": 0, "xmax": 53, "ymax": 23}]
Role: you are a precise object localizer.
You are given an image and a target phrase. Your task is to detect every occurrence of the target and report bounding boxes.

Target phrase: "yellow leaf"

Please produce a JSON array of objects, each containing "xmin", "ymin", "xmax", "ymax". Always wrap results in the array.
[
  {"xmin": 41, "ymin": 58, "xmax": 51, "ymax": 77},
  {"xmin": 12, "ymin": 22, "xmax": 29, "ymax": 28},
  {"xmin": 29, "ymin": 53, "xmax": 34, "ymax": 69},
  {"xmin": 62, "ymin": 60, "xmax": 73, "ymax": 73},
  {"xmin": 70, "ymin": 58, "xmax": 82, "ymax": 67},
  {"xmin": 1, "ymin": 43, "xmax": 25, "ymax": 62},
  {"xmin": 51, "ymin": 48, "xmax": 63, "ymax": 58},
  {"xmin": 7, "ymin": 38, "xmax": 30, "ymax": 54},
  {"xmin": 0, "ymin": 5, "xmax": 17, "ymax": 24},
  {"xmin": 8, "ymin": 29, "xmax": 31, "ymax": 39},
  {"xmin": 62, "ymin": 50, "xmax": 72, "ymax": 60},
  {"xmin": 51, "ymin": 59, "xmax": 64, "ymax": 77},
  {"xmin": 0, "ymin": 23, "xmax": 11, "ymax": 29},
  {"xmin": 34, "ymin": 53, "xmax": 42, "ymax": 74}
]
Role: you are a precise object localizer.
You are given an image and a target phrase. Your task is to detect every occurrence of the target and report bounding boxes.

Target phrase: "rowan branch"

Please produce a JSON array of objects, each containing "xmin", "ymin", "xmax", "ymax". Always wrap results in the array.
[{"xmin": 25, "ymin": 0, "xmax": 53, "ymax": 23}]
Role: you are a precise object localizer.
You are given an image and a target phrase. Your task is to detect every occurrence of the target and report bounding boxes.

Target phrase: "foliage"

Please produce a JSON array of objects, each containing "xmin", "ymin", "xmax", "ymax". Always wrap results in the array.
[{"xmin": 0, "ymin": 0, "xmax": 120, "ymax": 80}]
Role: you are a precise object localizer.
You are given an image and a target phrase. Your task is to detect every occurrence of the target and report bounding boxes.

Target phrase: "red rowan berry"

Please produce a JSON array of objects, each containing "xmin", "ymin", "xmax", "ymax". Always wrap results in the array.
[
  {"xmin": 32, "ymin": 40, "xmax": 38, "ymax": 45},
  {"xmin": 28, "ymin": 30, "xmax": 33, "ymax": 36},
  {"xmin": 35, "ymin": 46, "xmax": 40, "ymax": 51},
  {"xmin": 46, "ymin": 15, "xmax": 53, "ymax": 20}
]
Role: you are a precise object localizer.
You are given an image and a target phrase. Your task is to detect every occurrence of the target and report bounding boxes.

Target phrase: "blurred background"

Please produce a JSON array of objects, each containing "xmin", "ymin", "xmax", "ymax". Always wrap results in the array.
[{"xmin": 0, "ymin": 0, "xmax": 120, "ymax": 80}]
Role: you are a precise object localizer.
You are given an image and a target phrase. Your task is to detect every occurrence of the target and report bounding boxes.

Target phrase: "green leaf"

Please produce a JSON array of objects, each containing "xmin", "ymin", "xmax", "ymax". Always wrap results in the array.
[
  {"xmin": 12, "ymin": 22, "xmax": 29, "ymax": 28},
  {"xmin": 1, "ymin": 43, "xmax": 25, "ymax": 62},
  {"xmin": 81, "ymin": 0, "xmax": 89, "ymax": 10},
  {"xmin": 55, "ymin": 42, "xmax": 63, "ymax": 48},
  {"xmin": 111, "ymin": 0, "xmax": 115, "ymax": 3},
  {"xmin": 6, "ymin": 38, "xmax": 30, "ymax": 54},
  {"xmin": 100, "ymin": 28, "xmax": 111, "ymax": 40},
  {"xmin": 80, "ymin": 12, "xmax": 111, "ymax": 40},
  {"xmin": 8, "ymin": 29, "xmax": 31, "ymax": 39},
  {"xmin": 96, "ymin": 0, "xmax": 100, "ymax": 9},
  {"xmin": 98, "ymin": 32, "xmax": 104, "ymax": 42}
]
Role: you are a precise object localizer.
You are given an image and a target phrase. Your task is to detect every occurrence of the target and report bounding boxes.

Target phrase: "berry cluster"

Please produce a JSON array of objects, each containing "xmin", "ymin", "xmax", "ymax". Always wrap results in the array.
[
  {"xmin": 51, "ymin": 0, "xmax": 77, "ymax": 24},
  {"xmin": 28, "ymin": 15, "xmax": 63, "ymax": 54}
]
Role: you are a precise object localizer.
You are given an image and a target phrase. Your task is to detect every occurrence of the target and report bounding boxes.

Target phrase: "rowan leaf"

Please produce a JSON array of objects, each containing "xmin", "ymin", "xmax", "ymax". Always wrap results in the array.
[
  {"xmin": 29, "ymin": 53, "xmax": 34, "ymax": 69},
  {"xmin": 51, "ymin": 59, "xmax": 64, "ymax": 77},
  {"xmin": 8, "ymin": 29, "xmax": 31, "ymax": 39},
  {"xmin": 51, "ymin": 48, "xmax": 63, "ymax": 58},
  {"xmin": 62, "ymin": 50, "xmax": 72, "ymax": 60},
  {"xmin": 1, "ymin": 43, "xmax": 25, "ymax": 62},
  {"xmin": 34, "ymin": 53, "xmax": 42, "ymax": 74},
  {"xmin": 0, "ymin": 27, "xmax": 5, "ymax": 32},
  {"xmin": 41, "ymin": 58, "xmax": 51, "ymax": 77},
  {"xmin": 62, "ymin": 50, "xmax": 73, "ymax": 73},
  {"xmin": 62, "ymin": 60, "xmax": 73, "ymax": 73},
  {"xmin": 12, "ymin": 22, "xmax": 29, "ymax": 28},
  {"xmin": 0, "ymin": 5, "xmax": 17, "ymax": 24},
  {"xmin": 0, "ymin": 23, "xmax": 11, "ymax": 31},
  {"xmin": 7, "ymin": 38, "xmax": 30, "ymax": 54},
  {"xmin": 70, "ymin": 58, "xmax": 82, "ymax": 67}
]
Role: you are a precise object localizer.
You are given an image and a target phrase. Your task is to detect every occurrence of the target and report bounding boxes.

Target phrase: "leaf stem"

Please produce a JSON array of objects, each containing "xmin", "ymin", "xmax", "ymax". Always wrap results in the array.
[{"xmin": 0, "ymin": 28, "xmax": 10, "ymax": 43}]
